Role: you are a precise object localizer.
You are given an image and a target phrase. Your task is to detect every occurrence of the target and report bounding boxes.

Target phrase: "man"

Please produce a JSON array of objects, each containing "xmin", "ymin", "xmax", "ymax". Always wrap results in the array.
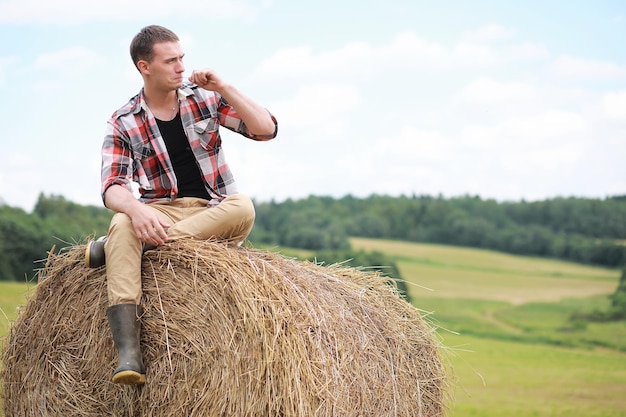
[{"xmin": 85, "ymin": 25, "xmax": 277, "ymax": 385}]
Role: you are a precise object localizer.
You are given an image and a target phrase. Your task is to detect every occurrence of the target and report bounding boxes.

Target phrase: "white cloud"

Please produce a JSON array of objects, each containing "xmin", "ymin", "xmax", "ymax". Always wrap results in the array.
[
  {"xmin": 463, "ymin": 110, "xmax": 588, "ymax": 148},
  {"xmin": 250, "ymin": 23, "xmax": 618, "ymax": 202},
  {"xmin": 256, "ymin": 43, "xmax": 375, "ymax": 79},
  {"xmin": 380, "ymin": 127, "xmax": 454, "ymax": 162},
  {"xmin": 327, "ymin": 126, "xmax": 460, "ymax": 198},
  {"xmin": 0, "ymin": 0, "xmax": 260, "ymax": 23},
  {"xmin": 453, "ymin": 108, "xmax": 593, "ymax": 199},
  {"xmin": 602, "ymin": 90, "xmax": 626, "ymax": 121},
  {"xmin": 381, "ymin": 31, "xmax": 448, "ymax": 68},
  {"xmin": 504, "ymin": 42, "xmax": 550, "ymax": 61},
  {"xmin": 461, "ymin": 124, "xmax": 501, "ymax": 148},
  {"xmin": 458, "ymin": 109, "xmax": 591, "ymax": 183},
  {"xmin": 549, "ymin": 55, "xmax": 626, "ymax": 80},
  {"xmin": 507, "ymin": 110, "xmax": 588, "ymax": 141},
  {"xmin": 0, "ymin": 56, "xmax": 19, "ymax": 86},
  {"xmin": 452, "ymin": 41, "xmax": 499, "ymax": 68},
  {"xmin": 455, "ymin": 77, "xmax": 538, "ymax": 105},
  {"xmin": 451, "ymin": 40, "xmax": 549, "ymax": 69},
  {"xmin": 27, "ymin": 46, "xmax": 106, "ymax": 92},
  {"xmin": 454, "ymin": 24, "xmax": 549, "ymax": 67},
  {"xmin": 270, "ymin": 83, "xmax": 360, "ymax": 133},
  {"xmin": 258, "ymin": 28, "xmax": 549, "ymax": 82},
  {"xmin": 462, "ymin": 24, "xmax": 517, "ymax": 43},
  {"xmin": 255, "ymin": 35, "xmax": 439, "ymax": 81},
  {"xmin": 33, "ymin": 46, "xmax": 104, "ymax": 76},
  {"xmin": 0, "ymin": 151, "xmax": 44, "ymax": 210}
]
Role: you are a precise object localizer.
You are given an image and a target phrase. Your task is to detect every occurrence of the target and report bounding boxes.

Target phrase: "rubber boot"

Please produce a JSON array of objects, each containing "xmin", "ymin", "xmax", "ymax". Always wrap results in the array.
[
  {"xmin": 86, "ymin": 237, "xmax": 157, "ymax": 269},
  {"xmin": 106, "ymin": 304, "xmax": 146, "ymax": 385},
  {"xmin": 85, "ymin": 236, "xmax": 107, "ymax": 268}
]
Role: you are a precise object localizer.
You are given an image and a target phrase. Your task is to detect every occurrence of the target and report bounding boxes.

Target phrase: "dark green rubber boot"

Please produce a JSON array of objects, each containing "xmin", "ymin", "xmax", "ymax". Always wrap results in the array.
[
  {"xmin": 106, "ymin": 304, "xmax": 146, "ymax": 385},
  {"xmin": 85, "ymin": 236, "xmax": 107, "ymax": 268}
]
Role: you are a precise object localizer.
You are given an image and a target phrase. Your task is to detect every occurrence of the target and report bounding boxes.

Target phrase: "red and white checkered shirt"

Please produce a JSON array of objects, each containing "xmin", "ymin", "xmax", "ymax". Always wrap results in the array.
[{"xmin": 101, "ymin": 82, "xmax": 277, "ymax": 207}]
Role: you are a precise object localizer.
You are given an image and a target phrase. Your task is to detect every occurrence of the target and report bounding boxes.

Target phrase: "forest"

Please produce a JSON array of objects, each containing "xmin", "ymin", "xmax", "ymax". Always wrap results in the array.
[{"xmin": 0, "ymin": 193, "xmax": 625, "ymax": 284}]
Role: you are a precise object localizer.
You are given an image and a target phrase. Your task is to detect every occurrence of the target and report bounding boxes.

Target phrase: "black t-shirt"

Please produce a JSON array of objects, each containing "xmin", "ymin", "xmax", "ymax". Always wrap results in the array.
[{"xmin": 156, "ymin": 113, "xmax": 211, "ymax": 200}]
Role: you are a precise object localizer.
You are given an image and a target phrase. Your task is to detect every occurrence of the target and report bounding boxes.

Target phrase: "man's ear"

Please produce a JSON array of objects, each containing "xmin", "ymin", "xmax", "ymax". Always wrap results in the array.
[{"xmin": 137, "ymin": 60, "xmax": 150, "ymax": 75}]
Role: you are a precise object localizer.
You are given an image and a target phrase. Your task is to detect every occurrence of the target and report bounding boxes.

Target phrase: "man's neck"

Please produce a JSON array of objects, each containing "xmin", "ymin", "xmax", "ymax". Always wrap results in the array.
[
  {"xmin": 144, "ymin": 85, "xmax": 177, "ymax": 108},
  {"xmin": 144, "ymin": 86, "xmax": 178, "ymax": 121}
]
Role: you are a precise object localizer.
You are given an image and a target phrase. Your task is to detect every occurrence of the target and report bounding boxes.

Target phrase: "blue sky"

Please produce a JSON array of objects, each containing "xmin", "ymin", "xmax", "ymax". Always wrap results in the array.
[{"xmin": 1, "ymin": 0, "xmax": 625, "ymax": 211}]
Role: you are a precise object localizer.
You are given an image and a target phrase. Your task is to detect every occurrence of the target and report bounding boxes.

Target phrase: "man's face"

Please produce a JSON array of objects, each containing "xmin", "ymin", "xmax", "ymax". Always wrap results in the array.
[{"xmin": 142, "ymin": 41, "xmax": 185, "ymax": 90}]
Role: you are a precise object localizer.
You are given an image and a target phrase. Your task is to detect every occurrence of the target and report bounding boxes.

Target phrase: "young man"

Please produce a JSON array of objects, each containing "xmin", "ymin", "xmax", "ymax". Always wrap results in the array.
[{"xmin": 86, "ymin": 25, "xmax": 277, "ymax": 385}]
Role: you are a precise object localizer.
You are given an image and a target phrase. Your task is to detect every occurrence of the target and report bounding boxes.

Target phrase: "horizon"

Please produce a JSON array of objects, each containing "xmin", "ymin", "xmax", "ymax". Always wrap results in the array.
[{"xmin": 2, "ymin": 190, "xmax": 624, "ymax": 214}]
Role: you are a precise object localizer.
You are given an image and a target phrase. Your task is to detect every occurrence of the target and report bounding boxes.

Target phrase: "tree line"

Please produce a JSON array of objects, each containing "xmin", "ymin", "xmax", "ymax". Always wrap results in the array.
[
  {"xmin": 0, "ymin": 194, "xmax": 111, "ymax": 282},
  {"xmin": 1, "ymin": 193, "xmax": 625, "ymax": 284},
  {"xmin": 250, "ymin": 193, "xmax": 626, "ymax": 267}
]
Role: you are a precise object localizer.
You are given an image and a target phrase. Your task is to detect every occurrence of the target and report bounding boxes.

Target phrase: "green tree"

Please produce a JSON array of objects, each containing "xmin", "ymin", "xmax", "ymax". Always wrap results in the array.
[
  {"xmin": 609, "ymin": 265, "xmax": 626, "ymax": 320},
  {"xmin": 0, "ymin": 208, "xmax": 46, "ymax": 281},
  {"xmin": 308, "ymin": 249, "xmax": 411, "ymax": 303}
]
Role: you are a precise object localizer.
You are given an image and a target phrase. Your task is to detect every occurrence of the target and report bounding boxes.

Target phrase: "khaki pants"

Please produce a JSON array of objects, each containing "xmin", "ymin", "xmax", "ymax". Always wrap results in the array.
[{"xmin": 104, "ymin": 194, "xmax": 255, "ymax": 305}]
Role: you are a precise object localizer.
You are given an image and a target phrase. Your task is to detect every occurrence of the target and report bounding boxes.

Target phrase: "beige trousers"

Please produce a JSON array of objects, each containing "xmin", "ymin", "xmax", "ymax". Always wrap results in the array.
[{"xmin": 104, "ymin": 194, "xmax": 255, "ymax": 305}]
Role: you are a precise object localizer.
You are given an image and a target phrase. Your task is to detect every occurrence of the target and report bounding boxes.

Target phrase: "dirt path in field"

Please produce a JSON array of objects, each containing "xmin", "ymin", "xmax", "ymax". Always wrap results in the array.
[
  {"xmin": 481, "ymin": 310, "xmax": 524, "ymax": 335},
  {"xmin": 412, "ymin": 280, "xmax": 617, "ymax": 306}
]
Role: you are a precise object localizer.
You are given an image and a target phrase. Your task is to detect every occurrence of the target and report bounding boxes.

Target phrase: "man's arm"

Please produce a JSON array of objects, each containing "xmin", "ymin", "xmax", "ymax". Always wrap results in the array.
[
  {"xmin": 188, "ymin": 69, "xmax": 276, "ymax": 137},
  {"xmin": 104, "ymin": 185, "xmax": 170, "ymax": 246}
]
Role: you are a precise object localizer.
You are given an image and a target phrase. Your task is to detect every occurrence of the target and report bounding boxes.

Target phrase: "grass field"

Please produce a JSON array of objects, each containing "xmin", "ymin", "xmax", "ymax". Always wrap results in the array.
[
  {"xmin": 350, "ymin": 237, "xmax": 626, "ymax": 416},
  {"xmin": 0, "ymin": 282, "xmax": 35, "ymax": 339},
  {"xmin": 1, "ymin": 239, "xmax": 625, "ymax": 416}
]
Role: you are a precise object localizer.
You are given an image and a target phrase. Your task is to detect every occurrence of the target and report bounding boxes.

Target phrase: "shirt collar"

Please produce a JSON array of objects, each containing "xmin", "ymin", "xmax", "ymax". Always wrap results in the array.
[{"xmin": 134, "ymin": 85, "xmax": 194, "ymax": 115}]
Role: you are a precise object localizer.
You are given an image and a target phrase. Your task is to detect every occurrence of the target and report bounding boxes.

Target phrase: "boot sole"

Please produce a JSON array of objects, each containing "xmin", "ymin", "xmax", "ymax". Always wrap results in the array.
[
  {"xmin": 112, "ymin": 370, "xmax": 146, "ymax": 385},
  {"xmin": 84, "ymin": 243, "xmax": 93, "ymax": 268}
]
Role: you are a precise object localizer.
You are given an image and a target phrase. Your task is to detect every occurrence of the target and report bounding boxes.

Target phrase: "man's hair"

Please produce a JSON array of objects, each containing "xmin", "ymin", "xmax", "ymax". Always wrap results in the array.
[{"xmin": 130, "ymin": 25, "xmax": 179, "ymax": 69}]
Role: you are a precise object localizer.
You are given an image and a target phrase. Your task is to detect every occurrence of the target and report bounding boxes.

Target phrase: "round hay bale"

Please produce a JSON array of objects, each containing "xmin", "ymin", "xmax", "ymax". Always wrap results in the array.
[{"xmin": 2, "ymin": 240, "xmax": 448, "ymax": 416}]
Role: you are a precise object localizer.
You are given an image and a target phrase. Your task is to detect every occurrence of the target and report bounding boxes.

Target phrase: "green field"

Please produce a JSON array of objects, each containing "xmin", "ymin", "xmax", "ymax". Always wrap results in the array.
[
  {"xmin": 350, "ymin": 237, "xmax": 626, "ymax": 417},
  {"xmin": 0, "ymin": 282, "xmax": 35, "ymax": 339},
  {"xmin": 1, "ymin": 239, "xmax": 625, "ymax": 416}
]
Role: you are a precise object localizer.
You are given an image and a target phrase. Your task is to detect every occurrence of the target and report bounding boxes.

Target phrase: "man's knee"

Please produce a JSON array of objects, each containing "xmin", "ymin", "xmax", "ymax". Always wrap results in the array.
[
  {"xmin": 110, "ymin": 212, "xmax": 132, "ymax": 229},
  {"xmin": 225, "ymin": 194, "xmax": 255, "ymax": 221},
  {"xmin": 109, "ymin": 213, "xmax": 136, "ymax": 238}
]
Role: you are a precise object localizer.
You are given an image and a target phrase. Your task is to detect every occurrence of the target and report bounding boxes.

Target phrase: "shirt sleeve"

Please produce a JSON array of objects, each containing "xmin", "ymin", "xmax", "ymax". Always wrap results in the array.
[
  {"xmin": 100, "ymin": 120, "xmax": 134, "ymax": 204},
  {"xmin": 217, "ymin": 95, "xmax": 278, "ymax": 141}
]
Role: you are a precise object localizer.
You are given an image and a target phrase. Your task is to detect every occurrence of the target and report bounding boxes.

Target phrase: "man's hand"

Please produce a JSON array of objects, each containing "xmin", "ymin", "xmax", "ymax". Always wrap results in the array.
[
  {"xmin": 188, "ymin": 68, "xmax": 276, "ymax": 136},
  {"xmin": 128, "ymin": 204, "xmax": 170, "ymax": 247},
  {"xmin": 188, "ymin": 69, "xmax": 225, "ymax": 92},
  {"xmin": 104, "ymin": 185, "xmax": 170, "ymax": 246}
]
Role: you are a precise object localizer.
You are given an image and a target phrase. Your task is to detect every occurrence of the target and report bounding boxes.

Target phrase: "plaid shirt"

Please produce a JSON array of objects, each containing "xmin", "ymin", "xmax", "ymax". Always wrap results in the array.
[{"xmin": 101, "ymin": 82, "xmax": 277, "ymax": 207}]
